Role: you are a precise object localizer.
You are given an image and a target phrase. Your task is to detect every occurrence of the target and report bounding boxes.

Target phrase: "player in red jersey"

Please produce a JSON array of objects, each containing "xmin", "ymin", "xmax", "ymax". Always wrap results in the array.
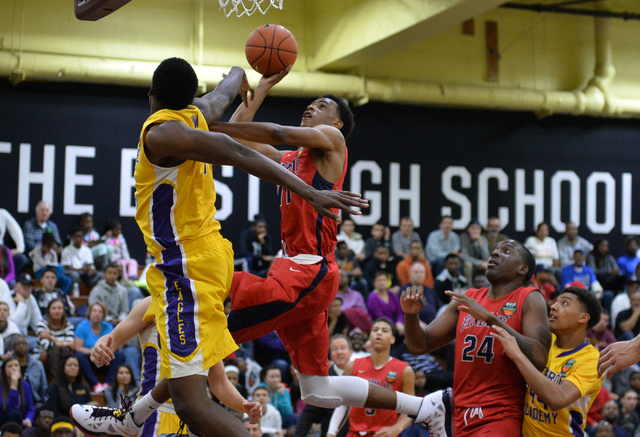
[
  {"xmin": 401, "ymin": 239, "xmax": 552, "ymax": 437},
  {"xmin": 327, "ymin": 318, "xmax": 414, "ymax": 437},
  {"xmin": 209, "ymin": 69, "xmax": 432, "ymax": 425}
]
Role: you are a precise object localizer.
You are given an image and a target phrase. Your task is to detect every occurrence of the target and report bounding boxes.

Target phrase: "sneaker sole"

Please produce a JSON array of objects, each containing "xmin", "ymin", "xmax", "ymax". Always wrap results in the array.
[{"xmin": 70, "ymin": 407, "xmax": 139, "ymax": 437}]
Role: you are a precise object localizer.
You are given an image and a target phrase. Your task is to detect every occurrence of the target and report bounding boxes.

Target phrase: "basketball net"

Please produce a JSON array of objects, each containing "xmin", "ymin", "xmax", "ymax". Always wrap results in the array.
[{"xmin": 218, "ymin": 0, "xmax": 283, "ymax": 17}]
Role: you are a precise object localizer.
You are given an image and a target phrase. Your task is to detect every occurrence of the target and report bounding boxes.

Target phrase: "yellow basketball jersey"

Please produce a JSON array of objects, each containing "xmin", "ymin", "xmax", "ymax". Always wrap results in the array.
[
  {"xmin": 522, "ymin": 334, "xmax": 602, "ymax": 437},
  {"xmin": 134, "ymin": 106, "xmax": 221, "ymax": 255}
]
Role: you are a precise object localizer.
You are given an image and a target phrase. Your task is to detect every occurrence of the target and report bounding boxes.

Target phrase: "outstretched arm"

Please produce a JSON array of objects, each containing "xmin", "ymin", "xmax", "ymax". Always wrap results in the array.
[
  {"xmin": 598, "ymin": 335, "xmax": 640, "ymax": 377},
  {"xmin": 146, "ymin": 122, "xmax": 366, "ymax": 222},
  {"xmin": 492, "ymin": 326, "xmax": 581, "ymax": 411},
  {"xmin": 207, "ymin": 361, "xmax": 262, "ymax": 423},
  {"xmin": 401, "ymin": 286, "xmax": 457, "ymax": 355},
  {"xmin": 192, "ymin": 66, "xmax": 253, "ymax": 125},
  {"xmin": 447, "ymin": 289, "xmax": 551, "ymax": 371}
]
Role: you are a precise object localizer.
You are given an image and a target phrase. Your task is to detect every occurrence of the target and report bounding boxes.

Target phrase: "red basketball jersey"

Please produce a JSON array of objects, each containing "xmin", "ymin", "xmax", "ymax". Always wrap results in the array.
[
  {"xmin": 349, "ymin": 356, "xmax": 408, "ymax": 433},
  {"xmin": 278, "ymin": 146, "xmax": 347, "ymax": 257},
  {"xmin": 453, "ymin": 286, "xmax": 538, "ymax": 409}
]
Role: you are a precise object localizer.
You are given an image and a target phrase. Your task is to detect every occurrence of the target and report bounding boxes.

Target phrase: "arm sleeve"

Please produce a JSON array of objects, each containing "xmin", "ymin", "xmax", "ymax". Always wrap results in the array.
[
  {"xmin": 3, "ymin": 211, "xmax": 25, "ymax": 253},
  {"xmin": 23, "ymin": 221, "xmax": 36, "ymax": 254},
  {"xmin": 118, "ymin": 289, "xmax": 129, "ymax": 320},
  {"xmin": 51, "ymin": 223, "xmax": 61, "ymax": 245},
  {"xmin": 425, "ymin": 233, "xmax": 439, "ymax": 262},
  {"xmin": 328, "ymin": 405, "xmax": 349, "ymax": 436},
  {"xmin": 391, "ymin": 233, "xmax": 403, "ymax": 254},
  {"xmin": 276, "ymin": 390, "xmax": 293, "ymax": 416},
  {"xmin": 367, "ymin": 294, "xmax": 383, "ymax": 321}
]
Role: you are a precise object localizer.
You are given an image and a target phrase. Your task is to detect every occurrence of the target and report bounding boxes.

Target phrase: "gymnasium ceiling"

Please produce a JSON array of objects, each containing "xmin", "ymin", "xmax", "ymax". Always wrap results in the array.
[{"xmin": 2, "ymin": 0, "xmax": 640, "ymax": 116}]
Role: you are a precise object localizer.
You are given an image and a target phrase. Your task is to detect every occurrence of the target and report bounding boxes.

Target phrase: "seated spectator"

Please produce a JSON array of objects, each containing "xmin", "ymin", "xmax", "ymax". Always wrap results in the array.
[
  {"xmin": 225, "ymin": 365, "xmax": 248, "ymax": 400},
  {"xmin": 399, "ymin": 263, "xmax": 442, "ymax": 325},
  {"xmin": 588, "ymin": 385, "xmax": 612, "ymax": 430},
  {"xmin": 48, "ymin": 417, "xmax": 74, "ymax": 437},
  {"xmin": 336, "ymin": 269, "xmax": 368, "ymax": 315},
  {"xmin": 524, "ymin": 222, "xmax": 560, "ymax": 269},
  {"xmin": 237, "ymin": 214, "xmax": 275, "ymax": 279},
  {"xmin": 0, "ymin": 246, "xmax": 15, "ymax": 287},
  {"xmin": 252, "ymin": 386, "xmax": 283, "ymax": 437},
  {"xmin": 618, "ymin": 237, "xmax": 640, "ymax": 280},
  {"xmin": 392, "ymin": 342, "xmax": 450, "ymax": 394},
  {"xmin": 433, "ymin": 254, "xmax": 468, "ymax": 304},
  {"xmin": 22, "ymin": 405, "xmax": 55, "ymax": 437},
  {"xmin": 244, "ymin": 417, "xmax": 263, "ymax": 437},
  {"xmin": 0, "ymin": 422, "xmax": 22, "ymax": 437},
  {"xmin": 0, "ymin": 357, "xmax": 35, "ymax": 427},
  {"xmin": 617, "ymin": 390, "xmax": 640, "ymax": 436},
  {"xmin": 104, "ymin": 364, "xmax": 138, "ymax": 408},
  {"xmin": 36, "ymin": 299, "xmax": 75, "ymax": 379},
  {"xmin": 426, "ymin": 215, "xmax": 461, "ymax": 275},
  {"xmin": 561, "ymin": 249, "xmax": 604, "ymax": 298},
  {"xmin": 78, "ymin": 213, "xmax": 113, "ymax": 271},
  {"xmin": 612, "ymin": 278, "xmax": 640, "ymax": 328},
  {"xmin": 589, "ymin": 239, "xmax": 626, "ymax": 293},
  {"xmin": 599, "ymin": 400, "xmax": 631, "ymax": 437},
  {"xmin": 0, "ymin": 209, "xmax": 29, "ymax": 276},
  {"xmin": 328, "ymin": 298, "xmax": 349, "ymax": 337},
  {"xmin": 362, "ymin": 246, "xmax": 399, "ymax": 293},
  {"xmin": 44, "ymin": 356, "xmax": 92, "ymax": 417},
  {"xmin": 74, "ymin": 302, "xmax": 124, "ymax": 392},
  {"xmin": 615, "ymin": 291, "xmax": 640, "ymax": 340},
  {"xmin": 336, "ymin": 242, "xmax": 368, "ymax": 295},
  {"xmin": 0, "ymin": 302, "xmax": 21, "ymax": 360},
  {"xmin": 102, "ymin": 219, "xmax": 138, "ymax": 281},
  {"xmin": 395, "ymin": 241, "xmax": 433, "ymax": 288},
  {"xmin": 530, "ymin": 265, "xmax": 558, "ymax": 307},
  {"xmin": 61, "ymin": 227, "xmax": 100, "ymax": 288},
  {"xmin": 587, "ymin": 310, "xmax": 617, "ymax": 352},
  {"xmin": 28, "ymin": 233, "xmax": 71, "ymax": 294},
  {"xmin": 23, "ymin": 202, "xmax": 61, "ymax": 256},
  {"xmin": 3, "ymin": 273, "xmax": 42, "ymax": 351},
  {"xmin": 391, "ymin": 217, "xmax": 422, "ymax": 259},
  {"xmin": 484, "ymin": 216, "xmax": 509, "ymax": 254},
  {"xmin": 557, "ymin": 221, "xmax": 594, "ymax": 268},
  {"xmin": 254, "ymin": 333, "xmax": 291, "ymax": 385},
  {"xmin": 32, "ymin": 268, "xmax": 75, "ymax": 319},
  {"xmin": 364, "ymin": 222, "xmax": 391, "ymax": 260},
  {"xmin": 260, "ymin": 367, "xmax": 297, "ymax": 433},
  {"xmin": 337, "ymin": 219, "xmax": 365, "ymax": 261},
  {"xmin": 460, "ymin": 219, "xmax": 489, "ymax": 281},
  {"xmin": 11, "ymin": 335, "xmax": 47, "ymax": 409},
  {"xmin": 348, "ymin": 329, "xmax": 370, "ymax": 360},
  {"xmin": 367, "ymin": 272, "xmax": 404, "ymax": 336},
  {"xmin": 88, "ymin": 263, "xmax": 128, "ymax": 324}
]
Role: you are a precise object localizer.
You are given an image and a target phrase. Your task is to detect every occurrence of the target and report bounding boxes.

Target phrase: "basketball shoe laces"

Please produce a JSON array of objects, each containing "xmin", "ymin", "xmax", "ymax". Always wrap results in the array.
[{"xmin": 90, "ymin": 394, "xmax": 134, "ymax": 424}]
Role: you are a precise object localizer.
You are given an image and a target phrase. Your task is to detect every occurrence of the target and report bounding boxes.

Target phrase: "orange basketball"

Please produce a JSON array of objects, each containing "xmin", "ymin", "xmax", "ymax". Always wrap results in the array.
[{"xmin": 245, "ymin": 24, "xmax": 297, "ymax": 77}]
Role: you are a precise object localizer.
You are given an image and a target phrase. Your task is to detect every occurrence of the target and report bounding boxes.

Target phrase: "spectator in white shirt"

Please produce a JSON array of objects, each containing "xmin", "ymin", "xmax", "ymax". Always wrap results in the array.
[
  {"xmin": 524, "ymin": 222, "xmax": 560, "ymax": 269},
  {"xmin": 0, "ymin": 209, "xmax": 29, "ymax": 275},
  {"xmin": 337, "ymin": 219, "xmax": 366, "ymax": 261},
  {"xmin": 61, "ymin": 227, "xmax": 101, "ymax": 288},
  {"xmin": 0, "ymin": 301, "xmax": 20, "ymax": 360},
  {"xmin": 1, "ymin": 273, "xmax": 42, "ymax": 351}
]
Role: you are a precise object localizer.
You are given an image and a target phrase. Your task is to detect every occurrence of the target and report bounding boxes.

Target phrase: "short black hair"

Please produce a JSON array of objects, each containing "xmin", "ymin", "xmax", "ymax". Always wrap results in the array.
[
  {"xmin": 35, "ymin": 404, "xmax": 56, "ymax": 419},
  {"xmin": 0, "ymin": 422, "xmax": 22, "ymax": 436},
  {"xmin": 153, "ymin": 58, "xmax": 199, "ymax": 110},
  {"xmin": 41, "ymin": 232, "xmax": 57, "ymax": 246},
  {"xmin": 559, "ymin": 286, "xmax": 602, "ymax": 329},
  {"xmin": 513, "ymin": 241, "xmax": 536, "ymax": 284},
  {"xmin": 42, "ymin": 266, "xmax": 58, "ymax": 277},
  {"xmin": 322, "ymin": 94, "xmax": 355, "ymax": 139},
  {"xmin": 104, "ymin": 263, "xmax": 119, "ymax": 273},
  {"xmin": 444, "ymin": 253, "xmax": 461, "ymax": 262},
  {"xmin": 330, "ymin": 334, "xmax": 352, "ymax": 350},
  {"xmin": 373, "ymin": 270, "xmax": 388, "ymax": 280},
  {"xmin": 372, "ymin": 317, "xmax": 396, "ymax": 338},
  {"xmin": 69, "ymin": 225, "xmax": 84, "ymax": 237}
]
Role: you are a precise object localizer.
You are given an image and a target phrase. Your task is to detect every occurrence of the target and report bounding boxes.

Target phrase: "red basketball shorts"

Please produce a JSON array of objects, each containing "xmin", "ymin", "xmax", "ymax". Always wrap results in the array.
[
  {"xmin": 454, "ymin": 405, "xmax": 522, "ymax": 437},
  {"xmin": 227, "ymin": 255, "xmax": 339, "ymax": 376}
]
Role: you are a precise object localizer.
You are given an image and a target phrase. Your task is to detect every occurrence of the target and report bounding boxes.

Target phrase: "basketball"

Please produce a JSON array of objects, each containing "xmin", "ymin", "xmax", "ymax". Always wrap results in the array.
[{"xmin": 245, "ymin": 24, "xmax": 298, "ymax": 77}]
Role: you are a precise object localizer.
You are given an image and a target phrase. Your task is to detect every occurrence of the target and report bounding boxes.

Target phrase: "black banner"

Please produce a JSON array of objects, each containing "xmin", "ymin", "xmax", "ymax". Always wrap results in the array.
[{"xmin": 1, "ymin": 81, "xmax": 639, "ymax": 262}]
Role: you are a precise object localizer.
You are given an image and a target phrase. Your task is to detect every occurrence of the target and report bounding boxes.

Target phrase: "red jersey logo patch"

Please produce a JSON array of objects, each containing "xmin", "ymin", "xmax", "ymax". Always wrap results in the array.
[
  {"xmin": 501, "ymin": 302, "xmax": 517, "ymax": 318},
  {"xmin": 386, "ymin": 371, "xmax": 398, "ymax": 384}
]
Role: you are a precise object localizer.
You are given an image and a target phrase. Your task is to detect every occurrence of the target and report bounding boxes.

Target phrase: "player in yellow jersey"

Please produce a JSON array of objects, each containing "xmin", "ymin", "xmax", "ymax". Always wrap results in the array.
[
  {"xmin": 71, "ymin": 57, "xmax": 367, "ymax": 437},
  {"xmin": 492, "ymin": 286, "xmax": 603, "ymax": 437}
]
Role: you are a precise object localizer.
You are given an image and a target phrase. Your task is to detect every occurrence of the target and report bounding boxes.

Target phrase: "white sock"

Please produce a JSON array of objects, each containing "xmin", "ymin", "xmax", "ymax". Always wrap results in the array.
[
  {"xmin": 395, "ymin": 392, "xmax": 423, "ymax": 416},
  {"xmin": 132, "ymin": 392, "xmax": 162, "ymax": 425}
]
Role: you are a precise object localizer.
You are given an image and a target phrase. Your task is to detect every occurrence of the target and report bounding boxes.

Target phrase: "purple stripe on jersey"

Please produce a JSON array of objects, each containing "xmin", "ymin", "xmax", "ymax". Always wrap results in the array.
[
  {"xmin": 140, "ymin": 410, "xmax": 159, "ymax": 437},
  {"xmin": 156, "ymin": 258, "xmax": 198, "ymax": 358},
  {"xmin": 140, "ymin": 346, "xmax": 159, "ymax": 396},
  {"xmin": 152, "ymin": 183, "xmax": 176, "ymax": 248}
]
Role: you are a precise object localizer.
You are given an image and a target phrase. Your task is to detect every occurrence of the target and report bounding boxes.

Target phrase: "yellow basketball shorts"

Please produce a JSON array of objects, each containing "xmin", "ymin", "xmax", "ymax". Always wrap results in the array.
[{"xmin": 146, "ymin": 232, "xmax": 238, "ymax": 378}]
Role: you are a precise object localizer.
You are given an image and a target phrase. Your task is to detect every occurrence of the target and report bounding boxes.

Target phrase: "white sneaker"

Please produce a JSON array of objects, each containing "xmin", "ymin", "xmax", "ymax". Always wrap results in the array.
[
  {"xmin": 414, "ymin": 388, "xmax": 453, "ymax": 437},
  {"xmin": 70, "ymin": 397, "xmax": 143, "ymax": 437}
]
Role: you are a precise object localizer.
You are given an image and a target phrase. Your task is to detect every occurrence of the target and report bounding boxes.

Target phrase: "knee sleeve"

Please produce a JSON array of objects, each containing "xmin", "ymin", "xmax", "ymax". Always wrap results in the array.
[{"xmin": 299, "ymin": 374, "xmax": 369, "ymax": 409}]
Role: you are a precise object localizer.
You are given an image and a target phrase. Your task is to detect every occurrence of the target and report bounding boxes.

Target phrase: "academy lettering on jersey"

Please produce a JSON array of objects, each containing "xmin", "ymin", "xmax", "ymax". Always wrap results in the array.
[
  {"xmin": 460, "ymin": 312, "xmax": 508, "ymax": 332},
  {"xmin": 524, "ymin": 403, "xmax": 558, "ymax": 425}
]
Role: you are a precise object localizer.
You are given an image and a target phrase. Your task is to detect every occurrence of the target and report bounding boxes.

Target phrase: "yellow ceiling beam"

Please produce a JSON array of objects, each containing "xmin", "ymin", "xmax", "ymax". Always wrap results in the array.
[{"xmin": 310, "ymin": 0, "xmax": 508, "ymax": 72}]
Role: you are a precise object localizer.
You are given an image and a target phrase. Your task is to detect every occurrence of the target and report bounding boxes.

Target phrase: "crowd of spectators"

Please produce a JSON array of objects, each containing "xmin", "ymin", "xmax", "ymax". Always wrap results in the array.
[{"xmin": 5, "ymin": 200, "xmax": 640, "ymax": 437}]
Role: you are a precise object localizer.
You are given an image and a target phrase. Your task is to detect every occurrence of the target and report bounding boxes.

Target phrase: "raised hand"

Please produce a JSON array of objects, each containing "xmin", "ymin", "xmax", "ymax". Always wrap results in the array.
[
  {"xmin": 401, "ymin": 286, "xmax": 425, "ymax": 314},
  {"xmin": 91, "ymin": 335, "xmax": 116, "ymax": 367},
  {"xmin": 240, "ymin": 71, "xmax": 255, "ymax": 107},
  {"xmin": 491, "ymin": 326, "xmax": 523, "ymax": 360},
  {"xmin": 598, "ymin": 338, "xmax": 640, "ymax": 378},
  {"xmin": 259, "ymin": 65, "xmax": 292, "ymax": 88},
  {"xmin": 446, "ymin": 289, "xmax": 492, "ymax": 323},
  {"xmin": 308, "ymin": 191, "xmax": 368, "ymax": 223}
]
